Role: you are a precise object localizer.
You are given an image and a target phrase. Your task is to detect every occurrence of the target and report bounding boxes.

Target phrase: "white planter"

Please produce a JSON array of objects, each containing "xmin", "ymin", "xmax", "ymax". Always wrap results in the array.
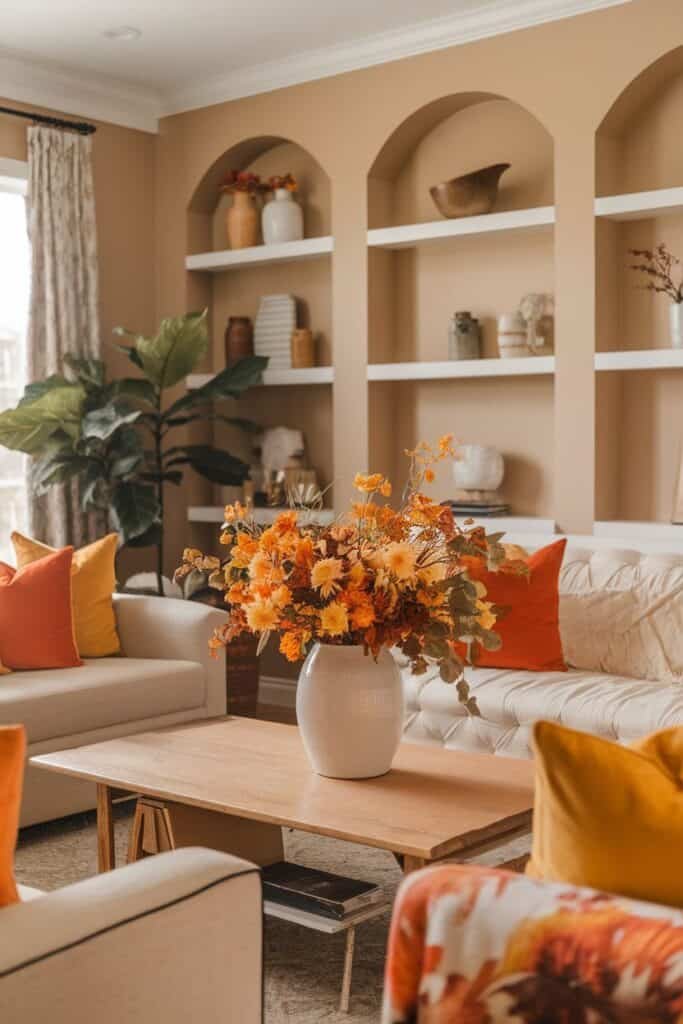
[
  {"xmin": 296, "ymin": 643, "xmax": 404, "ymax": 779},
  {"xmin": 497, "ymin": 311, "xmax": 530, "ymax": 357},
  {"xmin": 453, "ymin": 445, "xmax": 505, "ymax": 492},
  {"xmin": 262, "ymin": 189, "xmax": 303, "ymax": 245},
  {"xmin": 670, "ymin": 303, "xmax": 683, "ymax": 349}
]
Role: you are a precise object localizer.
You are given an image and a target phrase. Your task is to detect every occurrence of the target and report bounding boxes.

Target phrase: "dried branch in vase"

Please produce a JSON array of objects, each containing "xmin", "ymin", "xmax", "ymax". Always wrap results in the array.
[{"xmin": 629, "ymin": 243, "xmax": 683, "ymax": 304}]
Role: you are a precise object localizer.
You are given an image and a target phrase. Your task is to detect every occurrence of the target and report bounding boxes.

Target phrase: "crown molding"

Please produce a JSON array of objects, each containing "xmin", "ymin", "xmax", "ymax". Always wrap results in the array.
[
  {"xmin": 0, "ymin": 0, "xmax": 629, "ymax": 133},
  {"xmin": 0, "ymin": 50, "xmax": 161, "ymax": 134},
  {"xmin": 164, "ymin": 0, "xmax": 630, "ymax": 115}
]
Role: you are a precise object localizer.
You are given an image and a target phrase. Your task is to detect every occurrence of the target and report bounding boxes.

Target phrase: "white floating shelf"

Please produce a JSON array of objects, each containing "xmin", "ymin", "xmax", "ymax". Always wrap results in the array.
[
  {"xmin": 185, "ymin": 236, "xmax": 333, "ymax": 272},
  {"xmin": 595, "ymin": 349, "xmax": 683, "ymax": 371},
  {"xmin": 595, "ymin": 187, "xmax": 683, "ymax": 221},
  {"xmin": 367, "ymin": 357, "xmax": 555, "ymax": 382},
  {"xmin": 368, "ymin": 206, "xmax": 555, "ymax": 250},
  {"xmin": 187, "ymin": 366, "xmax": 333, "ymax": 388},
  {"xmin": 189, "ymin": 506, "xmax": 336, "ymax": 526}
]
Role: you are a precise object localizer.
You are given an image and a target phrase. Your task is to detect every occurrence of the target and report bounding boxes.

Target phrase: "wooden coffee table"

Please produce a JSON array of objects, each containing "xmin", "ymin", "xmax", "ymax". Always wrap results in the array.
[{"xmin": 31, "ymin": 716, "xmax": 534, "ymax": 875}]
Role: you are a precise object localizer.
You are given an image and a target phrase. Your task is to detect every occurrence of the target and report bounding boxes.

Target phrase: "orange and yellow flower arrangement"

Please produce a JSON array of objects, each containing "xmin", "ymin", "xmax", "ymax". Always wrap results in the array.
[{"xmin": 176, "ymin": 436, "xmax": 519, "ymax": 709}]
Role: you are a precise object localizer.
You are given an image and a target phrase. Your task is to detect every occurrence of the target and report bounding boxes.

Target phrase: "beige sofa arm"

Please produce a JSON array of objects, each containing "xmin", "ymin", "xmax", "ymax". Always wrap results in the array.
[
  {"xmin": 0, "ymin": 849, "xmax": 262, "ymax": 1024},
  {"xmin": 113, "ymin": 593, "xmax": 227, "ymax": 717}
]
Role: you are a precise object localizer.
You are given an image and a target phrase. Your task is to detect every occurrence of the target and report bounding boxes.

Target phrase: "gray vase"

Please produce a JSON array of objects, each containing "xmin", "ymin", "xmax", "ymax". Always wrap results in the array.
[{"xmin": 449, "ymin": 311, "xmax": 481, "ymax": 360}]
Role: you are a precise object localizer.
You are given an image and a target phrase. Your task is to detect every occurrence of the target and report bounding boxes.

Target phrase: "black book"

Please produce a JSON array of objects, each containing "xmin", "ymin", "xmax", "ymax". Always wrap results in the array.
[{"xmin": 262, "ymin": 861, "xmax": 384, "ymax": 920}]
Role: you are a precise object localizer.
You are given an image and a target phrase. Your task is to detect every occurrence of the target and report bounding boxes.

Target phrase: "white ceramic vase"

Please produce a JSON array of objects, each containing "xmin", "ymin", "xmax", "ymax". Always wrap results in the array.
[
  {"xmin": 453, "ymin": 445, "xmax": 505, "ymax": 492},
  {"xmin": 262, "ymin": 188, "xmax": 303, "ymax": 245},
  {"xmin": 497, "ymin": 311, "xmax": 529, "ymax": 357},
  {"xmin": 670, "ymin": 303, "xmax": 683, "ymax": 349},
  {"xmin": 296, "ymin": 643, "xmax": 404, "ymax": 779}
]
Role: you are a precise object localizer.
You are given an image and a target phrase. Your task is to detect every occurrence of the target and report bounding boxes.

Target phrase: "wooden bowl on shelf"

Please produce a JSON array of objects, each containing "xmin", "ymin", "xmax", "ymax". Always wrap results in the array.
[{"xmin": 429, "ymin": 163, "xmax": 511, "ymax": 219}]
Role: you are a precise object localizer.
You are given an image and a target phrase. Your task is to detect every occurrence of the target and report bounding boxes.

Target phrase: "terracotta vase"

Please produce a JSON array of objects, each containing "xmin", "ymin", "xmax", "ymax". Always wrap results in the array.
[
  {"xmin": 225, "ymin": 316, "xmax": 254, "ymax": 366},
  {"xmin": 227, "ymin": 190, "xmax": 259, "ymax": 249},
  {"xmin": 296, "ymin": 644, "xmax": 404, "ymax": 779}
]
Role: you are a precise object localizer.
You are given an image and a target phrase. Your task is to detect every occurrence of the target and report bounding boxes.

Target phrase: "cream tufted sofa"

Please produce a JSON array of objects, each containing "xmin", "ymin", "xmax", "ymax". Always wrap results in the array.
[{"xmin": 397, "ymin": 535, "xmax": 683, "ymax": 757}]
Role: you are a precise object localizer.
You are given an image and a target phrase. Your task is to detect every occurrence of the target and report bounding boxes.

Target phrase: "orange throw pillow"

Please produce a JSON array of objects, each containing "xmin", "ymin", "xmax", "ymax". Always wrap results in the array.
[
  {"xmin": 0, "ymin": 725, "xmax": 25, "ymax": 907},
  {"xmin": 0, "ymin": 548, "xmax": 82, "ymax": 670},
  {"xmin": 461, "ymin": 539, "xmax": 567, "ymax": 672}
]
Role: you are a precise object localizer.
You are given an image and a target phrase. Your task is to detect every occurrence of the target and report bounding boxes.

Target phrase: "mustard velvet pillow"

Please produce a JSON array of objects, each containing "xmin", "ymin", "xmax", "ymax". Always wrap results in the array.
[
  {"xmin": 528, "ymin": 721, "xmax": 683, "ymax": 907},
  {"xmin": 11, "ymin": 532, "xmax": 120, "ymax": 658}
]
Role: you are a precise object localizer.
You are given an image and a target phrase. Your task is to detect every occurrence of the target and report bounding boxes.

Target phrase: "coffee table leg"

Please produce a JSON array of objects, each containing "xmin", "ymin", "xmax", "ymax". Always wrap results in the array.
[
  {"xmin": 402, "ymin": 855, "xmax": 427, "ymax": 875},
  {"xmin": 96, "ymin": 784, "xmax": 115, "ymax": 872},
  {"xmin": 339, "ymin": 926, "xmax": 355, "ymax": 1013}
]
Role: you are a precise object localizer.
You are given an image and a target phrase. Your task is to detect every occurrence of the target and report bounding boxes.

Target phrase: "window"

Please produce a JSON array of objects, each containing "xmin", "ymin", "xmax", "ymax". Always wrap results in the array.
[{"xmin": 0, "ymin": 160, "xmax": 30, "ymax": 563}]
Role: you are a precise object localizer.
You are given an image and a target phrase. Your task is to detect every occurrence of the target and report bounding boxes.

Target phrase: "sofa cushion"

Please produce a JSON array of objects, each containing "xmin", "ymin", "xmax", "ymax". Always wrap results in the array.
[
  {"xmin": 399, "ymin": 656, "xmax": 683, "ymax": 759},
  {"xmin": 559, "ymin": 546, "xmax": 683, "ymax": 682},
  {"xmin": 0, "ymin": 658, "xmax": 206, "ymax": 745}
]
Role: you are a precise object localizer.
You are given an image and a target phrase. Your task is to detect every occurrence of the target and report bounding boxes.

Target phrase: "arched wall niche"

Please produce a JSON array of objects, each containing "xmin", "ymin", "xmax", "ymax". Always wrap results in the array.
[
  {"xmin": 367, "ymin": 92, "xmax": 555, "ymax": 517},
  {"xmin": 184, "ymin": 134, "xmax": 334, "ymax": 529},
  {"xmin": 595, "ymin": 46, "xmax": 683, "ymax": 524}
]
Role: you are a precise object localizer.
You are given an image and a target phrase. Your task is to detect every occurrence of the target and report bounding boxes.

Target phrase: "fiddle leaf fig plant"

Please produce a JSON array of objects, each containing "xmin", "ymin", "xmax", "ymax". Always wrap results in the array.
[{"xmin": 0, "ymin": 311, "xmax": 267, "ymax": 594}]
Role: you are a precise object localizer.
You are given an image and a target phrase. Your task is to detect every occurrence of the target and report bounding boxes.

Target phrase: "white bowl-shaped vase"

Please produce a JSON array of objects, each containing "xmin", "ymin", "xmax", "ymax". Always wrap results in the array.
[
  {"xmin": 296, "ymin": 643, "xmax": 404, "ymax": 779},
  {"xmin": 453, "ymin": 445, "xmax": 505, "ymax": 492},
  {"xmin": 262, "ymin": 188, "xmax": 304, "ymax": 245}
]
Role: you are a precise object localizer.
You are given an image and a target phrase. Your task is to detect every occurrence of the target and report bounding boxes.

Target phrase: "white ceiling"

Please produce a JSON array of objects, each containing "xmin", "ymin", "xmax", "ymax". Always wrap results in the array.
[{"xmin": 0, "ymin": 0, "xmax": 629, "ymax": 132}]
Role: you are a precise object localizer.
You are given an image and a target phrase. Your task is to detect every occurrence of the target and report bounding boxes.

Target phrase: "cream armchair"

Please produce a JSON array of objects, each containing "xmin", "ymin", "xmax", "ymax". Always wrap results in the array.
[{"xmin": 0, "ymin": 848, "xmax": 262, "ymax": 1024}]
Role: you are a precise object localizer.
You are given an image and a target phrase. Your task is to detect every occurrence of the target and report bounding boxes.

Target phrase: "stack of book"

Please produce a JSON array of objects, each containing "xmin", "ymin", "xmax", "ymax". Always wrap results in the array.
[
  {"xmin": 262, "ymin": 861, "xmax": 384, "ymax": 921},
  {"xmin": 444, "ymin": 499, "xmax": 511, "ymax": 517}
]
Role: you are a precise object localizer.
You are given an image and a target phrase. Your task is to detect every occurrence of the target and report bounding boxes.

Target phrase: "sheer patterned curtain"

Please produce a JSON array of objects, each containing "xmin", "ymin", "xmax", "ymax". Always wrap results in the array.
[{"xmin": 26, "ymin": 125, "xmax": 100, "ymax": 547}]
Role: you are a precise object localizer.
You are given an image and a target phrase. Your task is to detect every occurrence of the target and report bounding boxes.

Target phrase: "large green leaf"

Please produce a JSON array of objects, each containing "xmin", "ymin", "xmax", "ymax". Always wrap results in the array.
[
  {"xmin": 63, "ymin": 354, "xmax": 107, "ymax": 389},
  {"xmin": 163, "ymin": 356, "xmax": 268, "ymax": 420},
  {"xmin": 19, "ymin": 374, "xmax": 70, "ymax": 406},
  {"xmin": 0, "ymin": 385, "xmax": 85, "ymax": 453},
  {"xmin": 82, "ymin": 403, "xmax": 142, "ymax": 443},
  {"xmin": 134, "ymin": 311, "xmax": 208, "ymax": 391},
  {"xmin": 166, "ymin": 444, "xmax": 249, "ymax": 485},
  {"xmin": 32, "ymin": 452, "xmax": 93, "ymax": 494},
  {"xmin": 124, "ymin": 521, "xmax": 163, "ymax": 549},
  {"xmin": 110, "ymin": 377, "xmax": 158, "ymax": 407},
  {"xmin": 111, "ymin": 481, "xmax": 160, "ymax": 542},
  {"xmin": 111, "ymin": 336, "xmax": 144, "ymax": 371}
]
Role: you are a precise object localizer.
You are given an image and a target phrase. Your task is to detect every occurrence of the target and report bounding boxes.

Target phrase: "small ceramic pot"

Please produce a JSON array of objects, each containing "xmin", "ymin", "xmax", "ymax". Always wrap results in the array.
[
  {"xmin": 498, "ymin": 311, "xmax": 529, "ymax": 357},
  {"xmin": 291, "ymin": 328, "xmax": 315, "ymax": 368},
  {"xmin": 453, "ymin": 445, "xmax": 505, "ymax": 492},
  {"xmin": 671, "ymin": 303, "xmax": 683, "ymax": 349},
  {"xmin": 430, "ymin": 163, "xmax": 511, "ymax": 219},
  {"xmin": 296, "ymin": 644, "xmax": 404, "ymax": 779},
  {"xmin": 224, "ymin": 317, "xmax": 254, "ymax": 366},
  {"xmin": 262, "ymin": 188, "xmax": 303, "ymax": 245},
  {"xmin": 448, "ymin": 311, "xmax": 481, "ymax": 360},
  {"xmin": 227, "ymin": 191, "xmax": 259, "ymax": 249}
]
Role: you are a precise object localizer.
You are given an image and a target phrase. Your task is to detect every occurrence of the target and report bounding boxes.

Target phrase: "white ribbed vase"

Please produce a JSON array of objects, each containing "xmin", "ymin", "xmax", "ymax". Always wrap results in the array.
[
  {"xmin": 296, "ymin": 644, "xmax": 404, "ymax": 779},
  {"xmin": 670, "ymin": 303, "xmax": 683, "ymax": 349}
]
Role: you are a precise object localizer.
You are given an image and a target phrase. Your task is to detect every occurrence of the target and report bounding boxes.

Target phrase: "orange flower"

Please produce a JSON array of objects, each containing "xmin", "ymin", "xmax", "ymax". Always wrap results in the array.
[
  {"xmin": 279, "ymin": 631, "xmax": 303, "ymax": 662},
  {"xmin": 248, "ymin": 551, "xmax": 272, "ymax": 581},
  {"xmin": 424, "ymin": 468, "xmax": 435, "ymax": 483},
  {"xmin": 383, "ymin": 542, "xmax": 417, "ymax": 581},
  {"xmin": 227, "ymin": 582, "xmax": 251, "ymax": 605},
  {"xmin": 245, "ymin": 600, "xmax": 279, "ymax": 632},
  {"xmin": 350, "ymin": 601, "xmax": 376, "ymax": 629},
  {"xmin": 271, "ymin": 584, "xmax": 292, "ymax": 608},
  {"xmin": 379, "ymin": 479, "xmax": 392, "ymax": 498},
  {"xmin": 294, "ymin": 536, "xmax": 314, "ymax": 569},
  {"xmin": 353, "ymin": 472, "xmax": 385, "ymax": 493},
  {"xmin": 274, "ymin": 510, "xmax": 298, "ymax": 535}
]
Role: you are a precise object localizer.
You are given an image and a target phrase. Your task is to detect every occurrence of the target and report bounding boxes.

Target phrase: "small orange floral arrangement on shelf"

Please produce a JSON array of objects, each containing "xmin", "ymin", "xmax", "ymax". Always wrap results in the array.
[
  {"xmin": 176, "ymin": 436, "xmax": 522, "ymax": 710},
  {"xmin": 218, "ymin": 170, "xmax": 266, "ymax": 194},
  {"xmin": 267, "ymin": 173, "xmax": 297, "ymax": 192}
]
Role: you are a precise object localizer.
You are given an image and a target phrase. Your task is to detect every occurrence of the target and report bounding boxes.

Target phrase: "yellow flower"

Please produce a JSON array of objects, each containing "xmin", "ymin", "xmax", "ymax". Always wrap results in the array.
[
  {"xmin": 353, "ymin": 473, "xmax": 385, "ymax": 493},
  {"xmin": 248, "ymin": 552, "xmax": 272, "ymax": 581},
  {"xmin": 319, "ymin": 601, "xmax": 349, "ymax": 637},
  {"xmin": 379, "ymin": 479, "xmax": 392, "ymax": 498},
  {"xmin": 271, "ymin": 584, "xmax": 292, "ymax": 608},
  {"xmin": 183, "ymin": 547, "xmax": 203, "ymax": 562},
  {"xmin": 311, "ymin": 557, "xmax": 344, "ymax": 598},
  {"xmin": 224, "ymin": 501, "xmax": 247, "ymax": 523},
  {"xmin": 383, "ymin": 542, "xmax": 417, "ymax": 581},
  {"xmin": 280, "ymin": 631, "xmax": 303, "ymax": 662},
  {"xmin": 246, "ymin": 601, "xmax": 279, "ymax": 632},
  {"xmin": 418, "ymin": 562, "xmax": 446, "ymax": 585},
  {"xmin": 347, "ymin": 561, "xmax": 366, "ymax": 588},
  {"xmin": 438, "ymin": 433, "xmax": 455, "ymax": 456}
]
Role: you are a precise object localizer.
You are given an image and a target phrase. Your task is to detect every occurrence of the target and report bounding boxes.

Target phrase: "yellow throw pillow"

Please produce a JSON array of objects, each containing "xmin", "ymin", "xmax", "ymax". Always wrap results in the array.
[
  {"xmin": 528, "ymin": 720, "xmax": 683, "ymax": 907},
  {"xmin": 11, "ymin": 532, "xmax": 120, "ymax": 658}
]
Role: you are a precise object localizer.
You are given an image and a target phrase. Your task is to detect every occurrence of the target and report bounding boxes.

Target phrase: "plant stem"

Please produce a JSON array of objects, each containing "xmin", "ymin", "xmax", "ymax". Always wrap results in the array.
[{"xmin": 154, "ymin": 401, "xmax": 164, "ymax": 597}]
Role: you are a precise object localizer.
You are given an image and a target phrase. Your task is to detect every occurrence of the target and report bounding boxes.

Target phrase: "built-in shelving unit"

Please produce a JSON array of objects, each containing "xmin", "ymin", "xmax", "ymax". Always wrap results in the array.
[
  {"xmin": 188, "ymin": 506, "xmax": 336, "ymax": 526},
  {"xmin": 367, "ymin": 356, "xmax": 554, "ymax": 382},
  {"xmin": 187, "ymin": 367, "xmax": 334, "ymax": 389},
  {"xmin": 595, "ymin": 349, "xmax": 683, "ymax": 371},
  {"xmin": 595, "ymin": 187, "xmax": 683, "ymax": 221},
  {"xmin": 185, "ymin": 236, "xmax": 334, "ymax": 272},
  {"xmin": 367, "ymin": 206, "xmax": 555, "ymax": 250}
]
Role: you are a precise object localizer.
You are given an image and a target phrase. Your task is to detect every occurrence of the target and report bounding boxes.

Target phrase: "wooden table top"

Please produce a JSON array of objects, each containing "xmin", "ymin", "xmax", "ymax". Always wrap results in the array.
[{"xmin": 31, "ymin": 717, "xmax": 534, "ymax": 859}]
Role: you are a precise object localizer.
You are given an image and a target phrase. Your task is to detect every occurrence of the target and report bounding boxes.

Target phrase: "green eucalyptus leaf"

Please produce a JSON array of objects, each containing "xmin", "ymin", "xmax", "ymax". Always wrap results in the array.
[
  {"xmin": 162, "ymin": 355, "xmax": 267, "ymax": 420},
  {"xmin": 0, "ymin": 385, "xmax": 85, "ymax": 453},
  {"xmin": 111, "ymin": 481, "xmax": 160, "ymax": 542},
  {"xmin": 135, "ymin": 311, "xmax": 208, "ymax": 390},
  {"xmin": 82, "ymin": 403, "xmax": 142, "ymax": 442},
  {"xmin": 165, "ymin": 444, "xmax": 249, "ymax": 485}
]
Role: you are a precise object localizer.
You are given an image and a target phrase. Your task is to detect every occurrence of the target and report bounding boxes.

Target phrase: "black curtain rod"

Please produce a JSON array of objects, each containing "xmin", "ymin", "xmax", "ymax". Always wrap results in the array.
[{"xmin": 0, "ymin": 105, "xmax": 96, "ymax": 136}]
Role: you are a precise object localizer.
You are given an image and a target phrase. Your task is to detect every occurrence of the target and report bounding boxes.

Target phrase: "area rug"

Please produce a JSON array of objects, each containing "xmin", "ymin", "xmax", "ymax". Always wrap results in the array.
[{"xmin": 15, "ymin": 806, "xmax": 399, "ymax": 1022}]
